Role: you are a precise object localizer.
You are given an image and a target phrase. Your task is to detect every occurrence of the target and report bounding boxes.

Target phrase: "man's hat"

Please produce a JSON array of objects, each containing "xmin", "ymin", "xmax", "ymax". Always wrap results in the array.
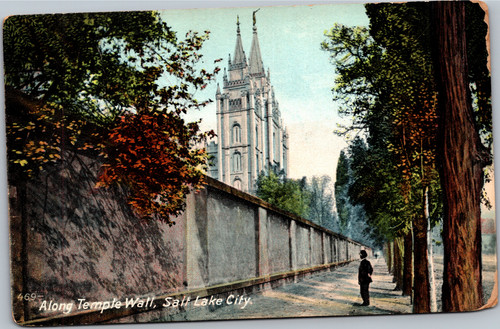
[{"xmin": 360, "ymin": 250, "xmax": 368, "ymax": 258}]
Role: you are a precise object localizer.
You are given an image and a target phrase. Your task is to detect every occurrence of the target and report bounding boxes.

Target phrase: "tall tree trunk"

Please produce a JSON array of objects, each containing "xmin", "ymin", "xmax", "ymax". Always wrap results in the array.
[
  {"xmin": 398, "ymin": 238, "xmax": 404, "ymax": 289},
  {"xmin": 425, "ymin": 186, "xmax": 437, "ymax": 312},
  {"xmin": 432, "ymin": 1, "xmax": 489, "ymax": 312},
  {"xmin": 393, "ymin": 237, "xmax": 402, "ymax": 289},
  {"xmin": 427, "ymin": 203, "xmax": 438, "ymax": 312},
  {"xmin": 398, "ymin": 238, "xmax": 404, "ymax": 290},
  {"xmin": 389, "ymin": 241, "xmax": 393, "ymax": 274},
  {"xmin": 403, "ymin": 229, "xmax": 413, "ymax": 297},
  {"xmin": 386, "ymin": 241, "xmax": 393, "ymax": 274},
  {"xmin": 413, "ymin": 188, "xmax": 430, "ymax": 313}
]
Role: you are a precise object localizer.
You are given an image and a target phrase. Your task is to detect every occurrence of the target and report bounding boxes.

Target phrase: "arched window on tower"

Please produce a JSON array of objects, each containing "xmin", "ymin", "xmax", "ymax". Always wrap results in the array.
[
  {"xmin": 232, "ymin": 123, "xmax": 241, "ymax": 144},
  {"xmin": 233, "ymin": 178, "xmax": 242, "ymax": 190},
  {"xmin": 273, "ymin": 131, "xmax": 276, "ymax": 162},
  {"xmin": 232, "ymin": 151, "xmax": 241, "ymax": 173},
  {"xmin": 256, "ymin": 153, "xmax": 260, "ymax": 174},
  {"xmin": 283, "ymin": 149, "xmax": 286, "ymax": 173},
  {"xmin": 255, "ymin": 125, "xmax": 259, "ymax": 148}
]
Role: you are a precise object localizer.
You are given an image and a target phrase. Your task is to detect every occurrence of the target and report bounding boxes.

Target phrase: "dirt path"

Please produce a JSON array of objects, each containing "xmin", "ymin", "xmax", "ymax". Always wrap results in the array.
[{"xmin": 159, "ymin": 257, "xmax": 412, "ymax": 322}]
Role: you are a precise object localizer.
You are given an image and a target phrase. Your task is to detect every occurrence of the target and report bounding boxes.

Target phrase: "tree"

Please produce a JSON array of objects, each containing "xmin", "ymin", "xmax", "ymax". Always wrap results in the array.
[
  {"xmin": 432, "ymin": 1, "xmax": 492, "ymax": 312},
  {"xmin": 365, "ymin": 2, "xmax": 444, "ymax": 311},
  {"xmin": 5, "ymin": 11, "xmax": 219, "ymax": 223},
  {"xmin": 324, "ymin": 1, "xmax": 491, "ymax": 312},
  {"xmin": 335, "ymin": 145, "xmax": 378, "ymax": 246},
  {"xmin": 308, "ymin": 175, "xmax": 338, "ymax": 231},
  {"xmin": 4, "ymin": 12, "xmax": 170, "ymax": 123},
  {"xmin": 321, "ymin": 24, "xmax": 386, "ymax": 136},
  {"xmin": 324, "ymin": 3, "xmax": 445, "ymax": 311},
  {"xmin": 323, "ymin": 22, "xmax": 412, "ymax": 296},
  {"xmin": 335, "ymin": 151, "xmax": 351, "ymax": 233},
  {"xmin": 256, "ymin": 171, "xmax": 310, "ymax": 218},
  {"xmin": 96, "ymin": 111, "xmax": 213, "ymax": 222}
]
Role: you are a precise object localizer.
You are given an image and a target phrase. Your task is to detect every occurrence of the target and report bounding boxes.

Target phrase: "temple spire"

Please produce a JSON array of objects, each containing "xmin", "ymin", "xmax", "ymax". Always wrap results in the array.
[
  {"xmin": 232, "ymin": 15, "xmax": 246, "ymax": 65},
  {"xmin": 249, "ymin": 9, "xmax": 264, "ymax": 75}
]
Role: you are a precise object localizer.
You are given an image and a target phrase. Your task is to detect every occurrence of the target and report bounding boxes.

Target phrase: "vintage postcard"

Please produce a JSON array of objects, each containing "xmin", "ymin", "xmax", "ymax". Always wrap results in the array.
[{"xmin": 3, "ymin": 1, "xmax": 497, "ymax": 326}]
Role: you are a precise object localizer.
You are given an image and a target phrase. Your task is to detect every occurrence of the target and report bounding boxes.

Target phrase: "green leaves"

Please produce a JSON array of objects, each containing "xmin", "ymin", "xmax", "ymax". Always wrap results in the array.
[
  {"xmin": 322, "ymin": 23, "xmax": 386, "ymax": 136},
  {"xmin": 324, "ymin": 3, "xmax": 448, "ymax": 244},
  {"xmin": 3, "ymin": 11, "xmax": 216, "ymax": 124},
  {"xmin": 256, "ymin": 171, "xmax": 309, "ymax": 219},
  {"xmin": 5, "ymin": 10, "xmax": 219, "ymax": 223},
  {"xmin": 6, "ymin": 89, "xmax": 97, "ymax": 178}
]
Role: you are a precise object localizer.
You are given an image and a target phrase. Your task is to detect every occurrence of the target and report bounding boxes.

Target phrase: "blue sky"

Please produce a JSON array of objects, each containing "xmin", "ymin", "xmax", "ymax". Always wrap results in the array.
[{"xmin": 160, "ymin": 3, "xmax": 369, "ymax": 182}]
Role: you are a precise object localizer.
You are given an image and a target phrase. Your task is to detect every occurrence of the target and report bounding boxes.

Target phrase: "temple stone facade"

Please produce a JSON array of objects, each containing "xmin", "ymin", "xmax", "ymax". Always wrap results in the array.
[{"xmin": 207, "ymin": 15, "xmax": 289, "ymax": 194}]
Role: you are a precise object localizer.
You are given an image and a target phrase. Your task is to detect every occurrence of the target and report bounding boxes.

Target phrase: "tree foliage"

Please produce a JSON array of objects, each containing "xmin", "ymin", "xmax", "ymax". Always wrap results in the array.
[
  {"xmin": 96, "ymin": 111, "xmax": 214, "ymax": 222},
  {"xmin": 256, "ymin": 171, "xmax": 310, "ymax": 218},
  {"xmin": 324, "ymin": 1, "xmax": 490, "ymax": 312},
  {"xmin": 335, "ymin": 149, "xmax": 374, "ymax": 244},
  {"xmin": 256, "ymin": 170, "xmax": 342, "ymax": 232},
  {"xmin": 5, "ymin": 11, "xmax": 219, "ymax": 223},
  {"xmin": 6, "ymin": 89, "xmax": 96, "ymax": 179},
  {"xmin": 307, "ymin": 175, "xmax": 338, "ymax": 232},
  {"xmin": 321, "ymin": 24, "xmax": 386, "ymax": 135},
  {"xmin": 5, "ymin": 12, "xmax": 167, "ymax": 122}
]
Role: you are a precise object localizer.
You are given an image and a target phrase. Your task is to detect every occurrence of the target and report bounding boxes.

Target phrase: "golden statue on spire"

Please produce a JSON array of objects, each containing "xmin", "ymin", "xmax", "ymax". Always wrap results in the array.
[{"xmin": 253, "ymin": 9, "xmax": 260, "ymax": 26}]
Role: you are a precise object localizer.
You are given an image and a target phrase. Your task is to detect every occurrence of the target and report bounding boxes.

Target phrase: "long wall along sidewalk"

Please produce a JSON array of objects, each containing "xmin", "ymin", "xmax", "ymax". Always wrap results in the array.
[{"xmin": 9, "ymin": 151, "xmax": 369, "ymax": 325}]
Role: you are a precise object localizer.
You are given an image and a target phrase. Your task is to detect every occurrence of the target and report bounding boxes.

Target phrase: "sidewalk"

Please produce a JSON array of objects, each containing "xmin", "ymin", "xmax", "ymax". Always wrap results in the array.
[{"xmin": 160, "ymin": 257, "xmax": 412, "ymax": 322}]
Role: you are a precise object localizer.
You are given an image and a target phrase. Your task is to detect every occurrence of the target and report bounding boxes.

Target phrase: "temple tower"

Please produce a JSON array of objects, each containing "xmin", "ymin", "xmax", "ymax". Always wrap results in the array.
[{"xmin": 208, "ymin": 13, "xmax": 289, "ymax": 194}]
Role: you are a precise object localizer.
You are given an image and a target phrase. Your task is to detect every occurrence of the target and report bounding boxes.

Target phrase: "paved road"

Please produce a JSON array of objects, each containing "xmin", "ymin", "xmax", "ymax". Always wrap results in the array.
[{"xmin": 159, "ymin": 257, "xmax": 412, "ymax": 322}]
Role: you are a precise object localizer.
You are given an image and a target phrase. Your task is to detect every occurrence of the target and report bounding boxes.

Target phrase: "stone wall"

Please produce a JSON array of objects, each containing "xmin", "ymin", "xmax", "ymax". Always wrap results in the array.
[
  {"xmin": 10, "ymin": 153, "xmax": 368, "ymax": 325},
  {"xmin": 10, "ymin": 153, "xmax": 187, "ymax": 323}
]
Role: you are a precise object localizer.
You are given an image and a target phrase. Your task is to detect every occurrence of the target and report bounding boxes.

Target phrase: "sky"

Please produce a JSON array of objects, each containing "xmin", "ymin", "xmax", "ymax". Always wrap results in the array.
[{"xmin": 160, "ymin": 3, "xmax": 369, "ymax": 183}]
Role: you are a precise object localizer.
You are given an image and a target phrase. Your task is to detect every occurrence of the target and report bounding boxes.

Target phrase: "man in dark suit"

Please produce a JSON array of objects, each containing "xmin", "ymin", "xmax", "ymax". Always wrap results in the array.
[{"xmin": 358, "ymin": 250, "xmax": 373, "ymax": 306}]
